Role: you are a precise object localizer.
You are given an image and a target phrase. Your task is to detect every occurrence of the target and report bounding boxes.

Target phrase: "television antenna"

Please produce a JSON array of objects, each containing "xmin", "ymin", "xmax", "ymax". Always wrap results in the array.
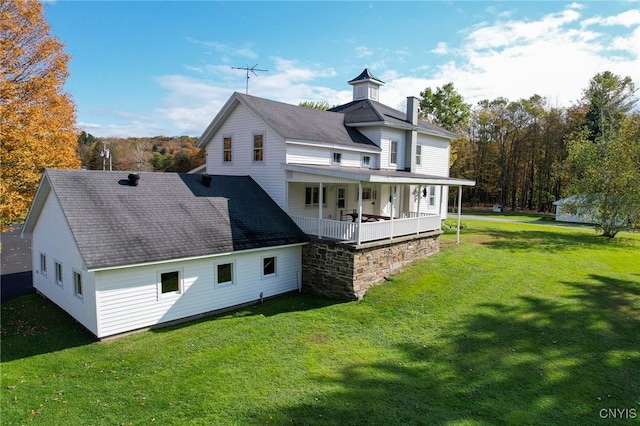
[{"xmin": 231, "ymin": 64, "xmax": 268, "ymax": 94}]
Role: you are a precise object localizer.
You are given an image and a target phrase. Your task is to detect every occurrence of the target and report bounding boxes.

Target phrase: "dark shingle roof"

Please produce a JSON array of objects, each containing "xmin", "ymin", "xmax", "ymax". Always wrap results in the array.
[
  {"xmin": 236, "ymin": 93, "xmax": 379, "ymax": 149},
  {"xmin": 41, "ymin": 170, "xmax": 307, "ymax": 270},
  {"xmin": 330, "ymin": 99, "xmax": 459, "ymax": 140},
  {"xmin": 348, "ymin": 68, "xmax": 384, "ymax": 85}
]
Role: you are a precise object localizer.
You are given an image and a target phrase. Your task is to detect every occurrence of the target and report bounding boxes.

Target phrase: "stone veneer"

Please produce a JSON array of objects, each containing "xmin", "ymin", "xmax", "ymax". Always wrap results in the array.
[{"xmin": 301, "ymin": 231, "xmax": 442, "ymax": 300}]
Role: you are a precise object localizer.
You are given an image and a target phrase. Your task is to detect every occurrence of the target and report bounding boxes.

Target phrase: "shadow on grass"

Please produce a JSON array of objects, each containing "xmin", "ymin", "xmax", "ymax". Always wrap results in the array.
[
  {"xmin": 0, "ymin": 292, "xmax": 343, "ymax": 362},
  {"xmin": 0, "ymin": 294, "xmax": 96, "ymax": 362},
  {"xmin": 250, "ymin": 274, "xmax": 640, "ymax": 424},
  {"xmin": 150, "ymin": 291, "xmax": 344, "ymax": 335}
]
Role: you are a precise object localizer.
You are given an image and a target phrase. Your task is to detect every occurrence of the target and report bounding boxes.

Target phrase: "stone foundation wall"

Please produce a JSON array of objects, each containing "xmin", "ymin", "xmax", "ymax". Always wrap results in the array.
[{"xmin": 302, "ymin": 232, "xmax": 441, "ymax": 300}]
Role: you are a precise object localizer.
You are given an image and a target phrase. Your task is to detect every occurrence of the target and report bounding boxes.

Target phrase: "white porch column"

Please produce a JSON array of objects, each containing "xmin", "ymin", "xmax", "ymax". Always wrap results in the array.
[
  {"xmin": 416, "ymin": 185, "xmax": 422, "ymax": 234},
  {"xmin": 318, "ymin": 182, "xmax": 323, "ymax": 239},
  {"xmin": 456, "ymin": 185, "xmax": 462, "ymax": 244},
  {"xmin": 357, "ymin": 182, "xmax": 363, "ymax": 245},
  {"xmin": 439, "ymin": 185, "xmax": 445, "ymax": 218},
  {"xmin": 390, "ymin": 186, "xmax": 395, "ymax": 240}
]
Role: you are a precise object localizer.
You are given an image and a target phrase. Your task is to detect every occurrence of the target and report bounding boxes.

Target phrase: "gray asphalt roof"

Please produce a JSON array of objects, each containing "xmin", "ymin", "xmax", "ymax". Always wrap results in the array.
[
  {"xmin": 32, "ymin": 170, "xmax": 307, "ymax": 270},
  {"xmin": 236, "ymin": 93, "xmax": 379, "ymax": 149},
  {"xmin": 330, "ymin": 99, "xmax": 459, "ymax": 140}
]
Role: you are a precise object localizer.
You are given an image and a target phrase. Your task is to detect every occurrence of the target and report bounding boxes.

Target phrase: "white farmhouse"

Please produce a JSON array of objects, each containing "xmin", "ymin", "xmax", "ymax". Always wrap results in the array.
[
  {"xmin": 22, "ymin": 68, "xmax": 475, "ymax": 338},
  {"xmin": 198, "ymin": 69, "xmax": 474, "ymax": 245}
]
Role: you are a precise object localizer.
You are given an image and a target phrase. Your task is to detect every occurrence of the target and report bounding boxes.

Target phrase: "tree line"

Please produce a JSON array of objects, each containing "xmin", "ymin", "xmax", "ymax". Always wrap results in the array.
[
  {"xmin": 77, "ymin": 133, "xmax": 204, "ymax": 173},
  {"xmin": 420, "ymin": 72, "xmax": 639, "ymax": 237}
]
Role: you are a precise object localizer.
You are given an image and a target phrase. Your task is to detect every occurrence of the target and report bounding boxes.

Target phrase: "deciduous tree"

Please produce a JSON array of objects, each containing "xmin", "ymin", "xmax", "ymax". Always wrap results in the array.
[
  {"xmin": 564, "ymin": 72, "xmax": 639, "ymax": 237},
  {"xmin": 0, "ymin": 0, "xmax": 80, "ymax": 229}
]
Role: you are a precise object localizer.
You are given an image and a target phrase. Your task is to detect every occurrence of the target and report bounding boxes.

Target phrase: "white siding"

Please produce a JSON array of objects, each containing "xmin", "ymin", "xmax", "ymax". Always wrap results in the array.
[
  {"xmin": 95, "ymin": 246, "xmax": 302, "ymax": 338},
  {"xmin": 414, "ymin": 134, "xmax": 450, "ymax": 177},
  {"xmin": 204, "ymin": 103, "xmax": 288, "ymax": 208},
  {"xmin": 379, "ymin": 128, "xmax": 406, "ymax": 170},
  {"xmin": 287, "ymin": 145, "xmax": 330, "ymax": 166},
  {"xmin": 32, "ymin": 193, "xmax": 98, "ymax": 335},
  {"xmin": 286, "ymin": 145, "xmax": 373, "ymax": 169}
]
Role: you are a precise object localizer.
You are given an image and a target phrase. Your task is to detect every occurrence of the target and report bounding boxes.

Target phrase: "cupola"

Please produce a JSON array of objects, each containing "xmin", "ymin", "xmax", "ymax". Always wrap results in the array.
[{"xmin": 348, "ymin": 68, "xmax": 384, "ymax": 102}]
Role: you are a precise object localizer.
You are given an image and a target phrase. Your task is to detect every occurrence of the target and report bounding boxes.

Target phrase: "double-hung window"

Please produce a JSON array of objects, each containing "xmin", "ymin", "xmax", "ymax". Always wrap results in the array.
[
  {"xmin": 428, "ymin": 186, "xmax": 436, "ymax": 207},
  {"xmin": 253, "ymin": 134, "xmax": 264, "ymax": 162},
  {"xmin": 73, "ymin": 270, "xmax": 83, "ymax": 299},
  {"xmin": 40, "ymin": 252, "xmax": 47, "ymax": 277},
  {"xmin": 223, "ymin": 137, "xmax": 232, "ymax": 162},
  {"xmin": 55, "ymin": 261, "xmax": 63, "ymax": 287},
  {"xmin": 390, "ymin": 141, "xmax": 398, "ymax": 165},
  {"xmin": 362, "ymin": 155, "xmax": 371, "ymax": 168},
  {"xmin": 416, "ymin": 145, "xmax": 422, "ymax": 166}
]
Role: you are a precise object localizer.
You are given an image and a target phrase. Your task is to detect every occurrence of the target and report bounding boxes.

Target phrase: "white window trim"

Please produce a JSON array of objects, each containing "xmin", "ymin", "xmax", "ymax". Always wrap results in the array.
[
  {"xmin": 222, "ymin": 135, "xmax": 233, "ymax": 165},
  {"xmin": 73, "ymin": 269, "xmax": 83, "ymax": 300},
  {"xmin": 261, "ymin": 255, "xmax": 277, "ymax": 279},
  {"xmin": 39, "ymin": 252, "xmax": 47, "ymax": 277},
  {"xmin": 362, "ymin": 155, "xmax": 371, "ymax": 168},
  {"xmin": 54, "ymin": 260, "xmax": 63, "ymax": 288},
  {"xmin": 389, "ymin": 140, "xmax": 398, "ymax": 165},
  {"xmin": 416, "ymin": 145, "xmax": 422, "ymax": 166},
  {"xmin": 304, "ymin": 186, "xmax": 327, "ymax": 207},
  {"xmin": 215, "ymin": 261, "xmax": 236, "ymax": 288},
  {"xmin": 253, "ymin": 133, "xmax": 264, "ymax": 163},
  {"xmin": 157, "ymin": 268, "xmax": 184, "ymax": 299},
  {"xmin": 332, "ymin": 151, "xmax": 342, "ymax": 165}
]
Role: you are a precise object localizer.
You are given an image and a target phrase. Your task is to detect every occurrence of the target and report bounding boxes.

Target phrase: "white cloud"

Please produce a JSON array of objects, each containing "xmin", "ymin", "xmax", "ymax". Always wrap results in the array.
[
  {"xmin": 400, "ymin": 4, "xmax": 640, "ymax": 109},
  {"xmin": 431, "ymin": 42, "xmax": 449, "ymax": 55},
  {"xmin": 582, "ymin": 9, "xmax": 640, "ymax": 27},
  {"xmin": 355, "ymin": 46, "xmax": 374, "ymax": 57}
]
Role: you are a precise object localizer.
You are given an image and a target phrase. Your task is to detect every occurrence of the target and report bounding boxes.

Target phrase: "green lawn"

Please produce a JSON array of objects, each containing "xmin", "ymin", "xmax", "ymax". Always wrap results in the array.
[{"xmin": 2, "ymin": 221, "xmax": 639, "ymax": 425}]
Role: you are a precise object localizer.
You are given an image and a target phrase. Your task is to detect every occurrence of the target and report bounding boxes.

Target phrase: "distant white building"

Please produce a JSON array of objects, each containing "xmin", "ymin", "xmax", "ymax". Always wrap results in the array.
[{"xmin": 553, "ymin": 196, "xmax": 594, "ymax": 223}]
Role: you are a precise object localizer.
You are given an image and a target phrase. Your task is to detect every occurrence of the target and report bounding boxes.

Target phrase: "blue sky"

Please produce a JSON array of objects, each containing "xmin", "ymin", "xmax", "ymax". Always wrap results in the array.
[{"xmin": 43, "ymin": 1, "xmax": 640, "ymax": 137}]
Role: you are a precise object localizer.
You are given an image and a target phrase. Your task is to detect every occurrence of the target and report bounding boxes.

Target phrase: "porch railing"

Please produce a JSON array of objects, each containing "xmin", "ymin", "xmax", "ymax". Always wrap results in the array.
[{"xmin": 291, "ymin": 214, "xmax": 440, "ymax": 244}]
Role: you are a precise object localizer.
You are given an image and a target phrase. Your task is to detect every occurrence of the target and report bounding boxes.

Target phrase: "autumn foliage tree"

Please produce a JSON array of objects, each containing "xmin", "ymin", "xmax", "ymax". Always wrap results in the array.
[{"xmin": 1, "ymin": 0, "xmax": 80, "ymax": 229}]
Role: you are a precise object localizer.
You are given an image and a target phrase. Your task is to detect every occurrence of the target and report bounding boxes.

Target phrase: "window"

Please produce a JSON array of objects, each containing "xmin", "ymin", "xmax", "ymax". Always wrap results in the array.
[
  {"xmin": 40, "ymin": 252, "xmax": 47, "ymax": 277},
  {"xmin": 253, "ymin": 134, "xmax": 264, "ymax": 162},
  {"xmin": 161, "ymin": 271, "xmax": 180, "ymax": 294},
  {"xmin": 337, "ymin": 187, "xmax": 346, "ymax": 208},
  {"xmin": 217, "ymin": 262, "xmax": 234, "ymax": 286},
  {"xmin": 223, "ymin": 136, "xmax": 232, "ymax": 162},
  {"xmin": 362, "ymin": 155, "xmax": 371, "ymax": 168},
  {"xmin": 357, "ymin": 187, "xmax": 376, "ymax": 201},
  {"xmin": 73, "ymin": 270, "xmax": 83, "ymax": 299},
  {"xmin": 416, "ymin": 145, "xmax": 422, "ymax": 166},
  {"xmin": 55, "ymin": 261, "xmax": 63, "ymax": 287},
  {"xmin": 428, "ymin": 186, "xmax": 436, "ymax": 206},
  {"xmin": 263, "ymin": 256, "xmax": 276, "ymax": 277},
  {"xmin": 390, "ymin": 140, "xmax": 398, "ymax": 164},
  {"xmin": 332, "ymin": 152, "xmax": 342, "ymax": 164},
  {"xmin": 304, "ymin": 187, "xmax": 327, "ymax": 206}
]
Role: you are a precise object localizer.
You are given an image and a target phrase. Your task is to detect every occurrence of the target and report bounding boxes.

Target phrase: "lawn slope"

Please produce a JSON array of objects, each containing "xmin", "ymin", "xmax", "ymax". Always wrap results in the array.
[{"xmin": 2, "ymin": 220, "xmax": 639, "ymax": 425}]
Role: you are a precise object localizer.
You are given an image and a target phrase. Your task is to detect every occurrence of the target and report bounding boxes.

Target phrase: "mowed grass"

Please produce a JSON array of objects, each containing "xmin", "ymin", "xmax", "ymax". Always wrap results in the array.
[{"xmin": 2, "ymin": 220, "xmax": 639, "ymax": 425}]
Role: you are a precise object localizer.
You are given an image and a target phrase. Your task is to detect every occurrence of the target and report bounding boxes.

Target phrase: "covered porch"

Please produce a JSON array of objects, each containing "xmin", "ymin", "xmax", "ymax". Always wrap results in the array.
[{"xmin": 284, "ymin": 164, "xmax": 475, "ymax": 246}]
